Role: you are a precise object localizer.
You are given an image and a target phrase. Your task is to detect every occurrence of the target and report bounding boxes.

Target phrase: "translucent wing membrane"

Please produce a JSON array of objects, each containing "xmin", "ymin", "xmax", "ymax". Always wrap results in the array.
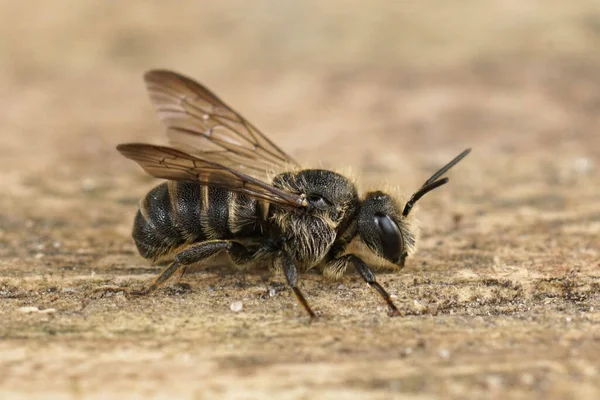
[
  {"xmin": 117, "ymin": 143, "xmax": 307, "ymax": 208},
  {"xmin": 144, "ymin": 70, "xmax": 298, "ymax": 178}
]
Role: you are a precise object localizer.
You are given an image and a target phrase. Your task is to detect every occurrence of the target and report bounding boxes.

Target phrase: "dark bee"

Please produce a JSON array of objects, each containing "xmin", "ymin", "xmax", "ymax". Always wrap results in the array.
[{"xmin": 118, "ymin": 70, "xmax": 470, "ymax": 318}]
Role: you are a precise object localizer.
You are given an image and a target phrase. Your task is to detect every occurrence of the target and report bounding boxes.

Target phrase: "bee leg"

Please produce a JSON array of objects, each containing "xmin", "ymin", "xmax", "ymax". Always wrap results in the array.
[
  {"xmin": 330, "ymin": 254, "xmax": 401, "ymax": 317},
  {"xmin": 133, "ymin": 261, "xmax": 185, "ymax": 295},
  {"xmin": 175, "ymin": 240, "xmax": 256, "ymax": 266},
  {"xmin": 281, "ymin": 251, "xmax": 316, "ymax": 318},
  {"xmin": 399, "ymin": 252, "xmax": 408, "ymax": 269},
  {"xmin": 134, "ymin": 240, "xmax": 256, "ymax": 295}
]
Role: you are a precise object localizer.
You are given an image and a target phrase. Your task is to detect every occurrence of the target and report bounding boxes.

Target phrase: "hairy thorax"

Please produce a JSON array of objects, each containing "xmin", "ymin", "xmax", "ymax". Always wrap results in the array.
[
  {"xmin": 269, "ymin": 168, "xmax": 360, "ymax": 270},
  {"xmin": 271, "ymin": 209, "xmax": 338, "ymax": 269}
]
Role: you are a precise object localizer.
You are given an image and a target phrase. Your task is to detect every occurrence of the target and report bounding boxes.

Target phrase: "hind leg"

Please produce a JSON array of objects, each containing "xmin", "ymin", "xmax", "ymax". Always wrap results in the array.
[{"xmin": 134, "ymin": 240, "xmax": 256, "ymax": 295}]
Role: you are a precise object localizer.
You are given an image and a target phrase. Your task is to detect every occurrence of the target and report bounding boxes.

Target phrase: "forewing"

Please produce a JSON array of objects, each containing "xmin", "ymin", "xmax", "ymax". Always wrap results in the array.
[
  {"xmin": 117, "ymin": 143, "xmax": 306, "ymax": 208},
  {"xmin": 144, "ymin": 70, "xmax": 298, "ymax": 177}
]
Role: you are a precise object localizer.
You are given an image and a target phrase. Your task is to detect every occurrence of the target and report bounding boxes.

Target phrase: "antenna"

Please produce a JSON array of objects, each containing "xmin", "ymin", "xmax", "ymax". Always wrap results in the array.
[{"xmin": 402, "ymin": 148, "xmax": 471, "ymax": 217}]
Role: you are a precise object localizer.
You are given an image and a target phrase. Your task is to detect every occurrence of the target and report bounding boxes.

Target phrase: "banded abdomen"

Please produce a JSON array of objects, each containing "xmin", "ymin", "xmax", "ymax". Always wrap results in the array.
[{"xmin": 132, "ymin": 181, "xmax": 262, "ymax": 261}]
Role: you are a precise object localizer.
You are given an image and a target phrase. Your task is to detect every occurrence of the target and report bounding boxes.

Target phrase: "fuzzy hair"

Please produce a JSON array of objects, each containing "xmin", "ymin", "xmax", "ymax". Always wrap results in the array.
[
  {"xmin": 270, "ymin": 206, "xmax": 339, "ymax": 270},
  {"xmin": 268, "ymin": 163, "xmax": 359, "ymax": 271},
  {"xmin": 362, "ymin": 184, "xmax": 420, "ymax": 270}
]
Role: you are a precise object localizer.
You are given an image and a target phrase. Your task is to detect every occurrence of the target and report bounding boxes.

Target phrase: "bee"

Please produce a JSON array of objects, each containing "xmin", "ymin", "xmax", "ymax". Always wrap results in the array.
[{"xmin": 117, "ymin": 70, "xmax": 470, "ymax": 318}]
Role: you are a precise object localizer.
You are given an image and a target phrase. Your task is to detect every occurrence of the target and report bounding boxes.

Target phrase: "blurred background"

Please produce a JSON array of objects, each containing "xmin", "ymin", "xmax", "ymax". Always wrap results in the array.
[
  {"xmin": 1, "ymin": 1, "xmax": 599, "ymax": 398},
  {"xmin": 2, "ymin": 0, "xmax": 599, "ymax": 178},
  {"xmin": 2, "ymin": 0, "xmax": 599, "ymax": 258}
]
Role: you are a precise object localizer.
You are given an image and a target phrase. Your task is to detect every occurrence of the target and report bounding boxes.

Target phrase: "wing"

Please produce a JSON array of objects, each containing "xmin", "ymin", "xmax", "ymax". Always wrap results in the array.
[
  {"xmin": 144, "ymin": 69, "xmax": 298, "ymax": 178},
  {"xmin": 117, "ymin": 143, "xmax": 307, "ymax": 209}
]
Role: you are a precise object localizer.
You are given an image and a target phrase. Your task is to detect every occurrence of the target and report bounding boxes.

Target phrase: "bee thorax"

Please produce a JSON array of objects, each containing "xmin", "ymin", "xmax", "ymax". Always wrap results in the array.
[{"xmin": 276, "ymin": 213, "xmax": 337, "ymax": 269}]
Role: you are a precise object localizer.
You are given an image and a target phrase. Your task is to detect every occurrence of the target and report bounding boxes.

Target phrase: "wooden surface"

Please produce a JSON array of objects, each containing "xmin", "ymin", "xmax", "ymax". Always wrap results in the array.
[{"xmin": 1, "ymin": 2, "xmax": 599, "ymax": 399}]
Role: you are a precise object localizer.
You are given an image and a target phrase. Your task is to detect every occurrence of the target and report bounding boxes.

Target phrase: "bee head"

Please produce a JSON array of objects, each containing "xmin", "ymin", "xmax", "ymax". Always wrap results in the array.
[
  {"xmin": 358, "ymin": 191, "xmax": 414, "ymax": 266},
  {"xmin": 357, "ymin": 147, "xmax": 471, "ymax": 267}
]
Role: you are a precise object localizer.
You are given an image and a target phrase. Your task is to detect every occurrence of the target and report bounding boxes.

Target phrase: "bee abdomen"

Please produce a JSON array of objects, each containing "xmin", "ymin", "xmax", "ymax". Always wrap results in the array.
[
  {"xmin": 170, "ymin": 181, "xmax": 207, "ymax": 241},
  {"xmin": 201, "ymin": 186, "xmax": 231, "ymax": 239},
  {"xmin": 132, "ymin": 181, "xmax": 261, "ymax": 261},
  {"xmin": 200, "ymin": 187, "xmax": 261, "ymax": 239},
  {"xmin": 132, "ymin": 182, "xmax": 187, "ymax": 260}
]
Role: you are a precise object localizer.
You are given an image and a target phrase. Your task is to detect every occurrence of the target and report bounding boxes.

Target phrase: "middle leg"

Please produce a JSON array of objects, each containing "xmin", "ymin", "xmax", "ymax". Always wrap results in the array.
[{"xmin": 280, "ymin": 251, "xmax": 316, "ymax": 318}]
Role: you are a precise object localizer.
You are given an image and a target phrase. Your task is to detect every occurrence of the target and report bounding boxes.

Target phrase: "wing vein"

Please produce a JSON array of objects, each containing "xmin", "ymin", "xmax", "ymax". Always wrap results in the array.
[{"xmin": 142, "ymin": 69, "xmax": 298, "ymax": 179}]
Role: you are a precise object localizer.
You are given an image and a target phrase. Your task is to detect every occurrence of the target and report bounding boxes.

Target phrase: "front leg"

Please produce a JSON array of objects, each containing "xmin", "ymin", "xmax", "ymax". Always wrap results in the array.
[
  {"xmin": 398, "ymin": 251, "xmax": 408, "ymax": 269},
  {"xmin": 279, "ymin": 251, "xmax": 316, "ymax": 318},
  {"xmin": 136, "ymin": 240, "xmax": 256, "ymax": 295},
  {"xmin": 323, "ymin": 254, "xmax": 401, "ymax": 317}
]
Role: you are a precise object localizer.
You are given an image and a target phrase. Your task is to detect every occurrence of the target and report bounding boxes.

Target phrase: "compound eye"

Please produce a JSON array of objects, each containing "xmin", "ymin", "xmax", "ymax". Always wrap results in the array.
[
  {"xmin": 307, "ymin": 194, "xmax": 330, "ymax": 210},
  {"xmin": 373, "ymin": 212, "xmax": 403, "ymax": 262}
]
